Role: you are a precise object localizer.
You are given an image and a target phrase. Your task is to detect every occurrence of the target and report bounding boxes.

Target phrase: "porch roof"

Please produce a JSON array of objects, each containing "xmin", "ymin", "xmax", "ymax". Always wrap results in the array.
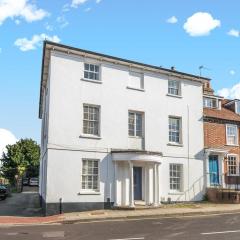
[
  {"xmin": 111, "ymin": 149, "xmax": 163, "ymax": 163},
  {"xmin": 204, "ymin": 147, "xmax": 229, "ymax": 154}
]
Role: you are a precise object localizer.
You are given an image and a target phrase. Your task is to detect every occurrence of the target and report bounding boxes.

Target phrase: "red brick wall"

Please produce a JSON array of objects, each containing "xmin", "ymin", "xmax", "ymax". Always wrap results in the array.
[
  {"xmin": 204, "ymin": 121, "xmax": 240, "ymax": 182},
  {"xmin": 204, "ymin": 121, "xmax": 240, "ymax": 154}
]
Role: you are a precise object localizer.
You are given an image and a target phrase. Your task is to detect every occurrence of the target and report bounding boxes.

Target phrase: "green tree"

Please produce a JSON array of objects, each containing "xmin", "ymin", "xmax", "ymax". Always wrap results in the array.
[{"xmin": 0, "ymin": 139, "xmax": 40, "ymax": 186}]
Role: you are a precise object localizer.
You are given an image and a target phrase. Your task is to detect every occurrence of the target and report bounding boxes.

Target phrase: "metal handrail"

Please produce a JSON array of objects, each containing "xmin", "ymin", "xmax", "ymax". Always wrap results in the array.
[{"xmin": 175, "ymin": 172, "xmax": 240, "ymax": 202}]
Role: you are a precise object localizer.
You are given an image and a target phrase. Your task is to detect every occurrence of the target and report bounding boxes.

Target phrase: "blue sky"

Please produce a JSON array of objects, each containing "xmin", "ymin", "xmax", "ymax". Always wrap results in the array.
[{"xmin": 0, "ymin": 0, "xmax": 240, "ymax": 143}]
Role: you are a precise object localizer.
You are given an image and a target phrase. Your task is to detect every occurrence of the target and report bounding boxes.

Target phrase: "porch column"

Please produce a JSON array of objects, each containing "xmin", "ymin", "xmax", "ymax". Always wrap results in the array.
[
  {"xmin": 114, "ymin": 161, "xmax": 118, "ymax": 207},
  {"xmin": 205, "ymin": 151, "xmax": 210, "ymax": 188},
  {"xmin": 153, "ymin": 163, "xmax": 159, "ymax": 207},
  {"xmin": 221, "ymin": 154, "xmax": 227, "ymax": 188},
  {"xmin": 145, "ymin": 165, "xmax": 150, "ymax": 205},
  {"xmin": 129, "ymin": 161, "xmax": 134, "ymax": 208},
  {"xmin": 157, "ymin": 163, "xmax": 161, "ymax": 205}
]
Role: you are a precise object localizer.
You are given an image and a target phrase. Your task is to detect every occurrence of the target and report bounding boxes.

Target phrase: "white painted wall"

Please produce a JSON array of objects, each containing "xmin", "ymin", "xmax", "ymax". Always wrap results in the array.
[{"xmin": 41, "ymin": 50, "xmax": 205, "ymax": 205}]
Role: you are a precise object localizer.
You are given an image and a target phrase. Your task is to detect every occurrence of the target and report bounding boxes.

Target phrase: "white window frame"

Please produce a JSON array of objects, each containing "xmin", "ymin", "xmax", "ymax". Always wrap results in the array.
[
  {"xmin": 128, "ymin": 111, "xmax": 144, "ymax": 138},
  {"xmin": 168, "ymin": 80, "xmax": 181, "ymax": 96},
  {"xmin": 235, "ymin": 101, "xmax": 240, "ymax": 115},
  {"xmin": 81, "ymin": 158, "xmax": 100, "ymax": 193},
  {"xmin": 83, "ymin": 63, "xmax": 101, "ymax": 82},
  {"xmin": 168, "ymin": 116, "xmax": 182, "ymax": 144},
  {"xmin": 83, "ymin": 104, "xmax": 101, "ymax": 137},
  {"xmin": 226, "ymin": 124, "xmax": 238, "ymax": 146},
  {"xmin": 227, "ymin": 155, "xmax": 239, "ymax": 176},
  {"xmin": 203, "ymin": 97, "xmax": 218, "ymax": 109},
  {"xmin": 169, "ymin": 163, "xmax": 183, "ymax": 192}
]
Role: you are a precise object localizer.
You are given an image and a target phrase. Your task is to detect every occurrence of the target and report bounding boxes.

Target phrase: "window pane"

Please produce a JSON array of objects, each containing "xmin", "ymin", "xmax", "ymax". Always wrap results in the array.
[
  {"xmin": 84, "ymin": 71, "xmax": 89, "ymax": 79},
  {"xmin": 84, "ymin": 63, "xmax": 89, "ymax": 71},
  {"xmin": 227, "ymin": 156, "xmax": 237, "ymax": 175},
  {"xmin": 82, "ymin": 159, "xmax": 99, "ymax": 191},
  {"xmin": 84, "ymin": 64, "xmax": 100, "ymax": 81},
  {"xmin": 90, "ymin": 64, "xmax": 94, "ymax": 71},
  {"xmin": 203, "ymin": 97, "xmax": 217, "ymax": 108},
  {"xmin": 169, "ymin": 117, "xmax": 180, "ymax": 143},
  {"xmin": 168, "ymin": 80, "xmax": 180, "ymax": 96},
  {"xmin": 89, "ymin": 72, "xmax": 94, "ymax": 79},
  {"xmin": 236, "ymin": 101, "xmax": 240, "ymax": 114},
  {"xmin": 128, "ymin": 112, "xmax": 143, "ymax": 137},
  {"xmin": 136, "ymin": 113, "xmax": 142, "ymax": 137},
  {"xmin": 169, "ymin": 164, "xmax": 183, "ymax": 191},
  {"xmin": 227, "ymin": 125, "xmax": 238, "ymax": 145},
  {"xmin": 83, "ymin": 105, "xmax": 100, "ymax": 136},
  {"xmin": 95, "ymin": 65, "xmax": 99, "ymax": 72}
]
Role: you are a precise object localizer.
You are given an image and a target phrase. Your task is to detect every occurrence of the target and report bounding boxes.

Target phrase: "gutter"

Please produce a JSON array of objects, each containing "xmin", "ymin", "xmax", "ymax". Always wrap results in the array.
[{"xmin": 39, "ymin": 41, "xmax": 47, "ymax": 119}]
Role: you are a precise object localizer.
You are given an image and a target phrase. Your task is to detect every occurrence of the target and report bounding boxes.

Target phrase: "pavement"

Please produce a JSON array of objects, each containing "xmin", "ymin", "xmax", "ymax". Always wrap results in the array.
[
  {"xmin": 0, "ymin": 186, "xmax": 42, "ymax": 217},
  {"xmin": 61, "ymin": 203, "xmax": 240, "ymax": 223},
  {"xmin": 2, "ymin": 212, "xmax": 240, "ymax": 239},
  {"xmin": 2, "ymin": 202, "xmax": 240, "ymax": 226}
]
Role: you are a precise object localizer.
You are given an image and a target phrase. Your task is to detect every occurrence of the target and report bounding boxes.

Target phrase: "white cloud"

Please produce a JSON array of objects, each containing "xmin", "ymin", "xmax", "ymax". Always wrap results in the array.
[
  {"xmin": 14, "ymin": 33, "xmax": 60, "ymax": 51},
  {"xmin": 96, "ymin": 0, "xmax": 102, "ymax": 3},
  {"xmin": 84, "ymin": 7, "xmax": 91, "ymax": 12},
  {"xmin": 0, "ymin": 0, "xmax": 49, "ymax": 25},
  {"xmin": 0, "ymin": 129, "xmax": 17, "ymax": 158},
  {"xmin": 230, "ymin": 70, "xmax": 236, "ymax": 75},
  {"xmin": 15, "ymin": 19, "xmax": 20, "ymax": 25},
  {"xmin": 45, "ymin": 22, "xmax": 53, "ymax": 31},
  {"xmin": 56, "ymin": 16, "xmax": 69, "ymax": 28},
  {"xmin": 218, "ymin": 83, "xmax": 240, "ymax": 99},
  {"xmin": 228, "ymin": 29, "xmax": 240, "ymax": 38},
  {"xmin": 166, "ymin": 16, "xmax": 178, "ymax": 24},
  {"xmin": 62, "ymin": 3, "xmax": 70, "ymax": 12},
  {"xmin": 183, "ymin": 12, "xmax": 220, "ymax": 37},
  {"xmin": 71, "ymin": 0, "xmax": 88, "ymax": 8}
]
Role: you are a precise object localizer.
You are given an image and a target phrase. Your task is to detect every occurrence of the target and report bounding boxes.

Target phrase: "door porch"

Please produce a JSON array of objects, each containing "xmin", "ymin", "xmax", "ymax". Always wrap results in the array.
[
  {"xmin": 112, "ymin": 150, "xmax": 162, "ymax": 208},
  {"xmin": 205, "ymin": 148, "xmax": 228, "ymax": 188}
]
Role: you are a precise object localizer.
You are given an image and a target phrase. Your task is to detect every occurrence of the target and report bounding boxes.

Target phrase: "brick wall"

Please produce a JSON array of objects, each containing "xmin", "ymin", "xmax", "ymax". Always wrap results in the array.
[
  {"xmin": 204, "ymin": 121, "xmax": 240, "ymax": 154},
  {"xmin": 204, "ymin": 121, "xmax": 240, "ymax": 184}
]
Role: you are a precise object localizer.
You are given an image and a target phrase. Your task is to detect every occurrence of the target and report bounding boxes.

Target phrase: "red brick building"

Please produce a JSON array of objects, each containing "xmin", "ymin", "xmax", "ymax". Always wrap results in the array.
[{"xmin": 203, "ymin": 81, "xmax": 240, "ymax": 189}]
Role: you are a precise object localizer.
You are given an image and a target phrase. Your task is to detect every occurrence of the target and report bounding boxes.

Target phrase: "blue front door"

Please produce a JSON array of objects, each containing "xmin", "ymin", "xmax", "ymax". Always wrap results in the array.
[
  {"xmin": 209, "ymin": 155, "xmax": 219, "ymax": 185},
  {"xmin": 134, "ymin": 167, "xmax": 142, "ymax": 200}
]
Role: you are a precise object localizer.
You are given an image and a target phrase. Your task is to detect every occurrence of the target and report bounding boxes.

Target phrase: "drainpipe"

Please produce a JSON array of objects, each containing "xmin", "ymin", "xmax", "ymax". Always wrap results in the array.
[{"xmin": 187, "ymin": 105, "xmax": 190, "ymax": 200}]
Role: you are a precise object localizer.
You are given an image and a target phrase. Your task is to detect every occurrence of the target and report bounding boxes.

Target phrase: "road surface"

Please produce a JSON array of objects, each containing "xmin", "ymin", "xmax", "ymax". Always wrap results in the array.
[{"xmin": 1, "ymin": 212, "xmax": 240, "ymax": 239}]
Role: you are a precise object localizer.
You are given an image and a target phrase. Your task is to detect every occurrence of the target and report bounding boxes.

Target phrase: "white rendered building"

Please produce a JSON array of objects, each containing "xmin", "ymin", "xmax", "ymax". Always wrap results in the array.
[{"xmin": 39, "ymin": 41, "xmax": 208, "ymax": 215}]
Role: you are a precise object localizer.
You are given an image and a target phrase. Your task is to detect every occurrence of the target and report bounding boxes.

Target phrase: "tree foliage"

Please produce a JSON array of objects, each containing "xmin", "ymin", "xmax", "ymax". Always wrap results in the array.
[{"xmin": 0, "ymin": 139, "xmax": 40, "ymax": 185}]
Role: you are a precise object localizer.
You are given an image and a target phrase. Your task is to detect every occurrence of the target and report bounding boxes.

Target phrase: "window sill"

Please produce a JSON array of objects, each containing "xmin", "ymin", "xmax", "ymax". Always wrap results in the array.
[
  {"xmin": 168, "ymin": 192, "xmax": 184, "ymax": 195},
  {"xmin": 166, "ymin": 93, "xmax": 182, "ymax": 99},
  {"xmin": 78, "ymin": 191, "xmax": 101, "ymax": 195},
  {"xmin": 79, "ymin": 134, "xmax": 102, "ymax": 140},
  {"xmin": 126, "ymin": 86, "xmax": 145, "ymax": 92},
  {"xmin": 81, "ymin": 78, "xmax": 102, "ymax": 84},
  {"xmin": 128, "ymin": 136, "xmax": 144, "ymax": 139},
  {"xmin": 167, "ymin": 142, "xmax": 183, "ymax": 147},
  {"xmin": 225, "ymin": 144, "xmax": 239, "ymax": 147}
]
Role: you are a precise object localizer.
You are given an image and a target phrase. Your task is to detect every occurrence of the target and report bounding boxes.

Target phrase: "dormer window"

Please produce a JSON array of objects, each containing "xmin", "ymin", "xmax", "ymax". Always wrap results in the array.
[
  {"xmin": 235, "ymin": 101, "xmax": 240, "ymax": 115},
  {"xmin": 225, "ymin": 100, "xmax": 240, "ymax": 114},
  {"xmin": 203, "ymin": 97, "xmax": 218, "ymax": 109}
]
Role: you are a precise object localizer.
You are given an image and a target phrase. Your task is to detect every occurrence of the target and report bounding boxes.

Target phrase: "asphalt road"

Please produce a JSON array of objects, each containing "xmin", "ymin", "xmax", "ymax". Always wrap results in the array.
[
  {"xmin": 0, "ymin": 186, "xmax": 42, "ymax": 217},
  {"xmin": 2, "ymin": 212, "xmax": 240, "ymax": 239}
]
